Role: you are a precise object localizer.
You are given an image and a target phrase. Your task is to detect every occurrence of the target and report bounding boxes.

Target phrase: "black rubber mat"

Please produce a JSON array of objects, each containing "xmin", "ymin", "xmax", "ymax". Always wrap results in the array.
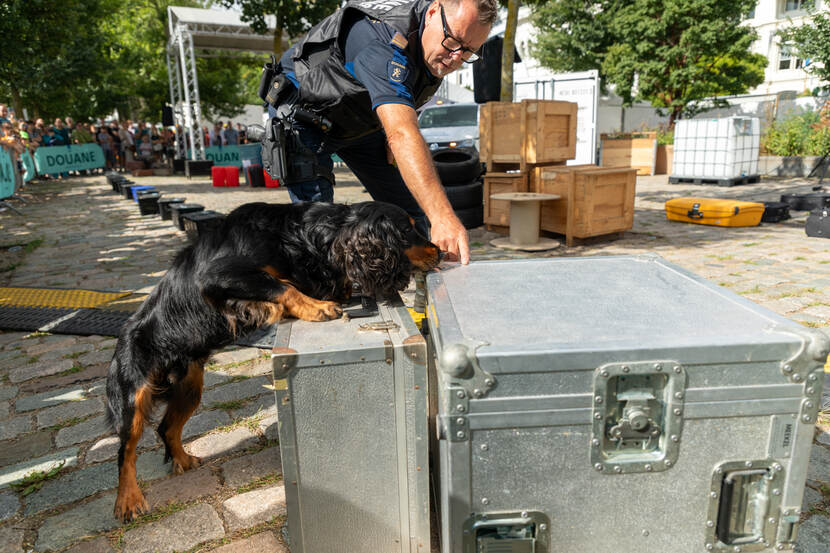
[
  {"xmin": 0, "ymin": 306, "xmax": 77, "ymax": 332},
  {"xmin": 49, "ymin": 309, "xmax": 134, "ymax": 336}
]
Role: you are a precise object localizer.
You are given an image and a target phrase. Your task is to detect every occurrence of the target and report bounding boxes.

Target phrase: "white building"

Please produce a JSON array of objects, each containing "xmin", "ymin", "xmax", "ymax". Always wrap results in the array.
[{"xmin": 744, "ymin": 0, "xmax": 825, "ymax": 95}]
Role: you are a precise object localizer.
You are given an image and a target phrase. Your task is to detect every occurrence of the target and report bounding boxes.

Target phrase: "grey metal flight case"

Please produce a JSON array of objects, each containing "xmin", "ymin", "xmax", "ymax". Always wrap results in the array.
[
  {"xmin": 425, "ymin": 255, "xmax": 828, "ymax": 553},
  {"xmin": 271, "ymin": 295, "xmax": 430, "ymax": 553}
]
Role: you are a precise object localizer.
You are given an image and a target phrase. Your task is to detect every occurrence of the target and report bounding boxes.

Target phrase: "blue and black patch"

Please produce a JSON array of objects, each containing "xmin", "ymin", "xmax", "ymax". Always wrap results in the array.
[{"xmin": 387, "ymin": 32, "xmax": 412, "ymax": 100}]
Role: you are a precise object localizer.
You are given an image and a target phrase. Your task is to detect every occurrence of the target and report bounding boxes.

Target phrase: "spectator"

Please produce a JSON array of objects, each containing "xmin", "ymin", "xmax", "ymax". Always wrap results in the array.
[
  {"xmin": 119, "ymin": 121, "xmax": 134, "ymax": 167},
  {"xmin": 65, "ymin": 117, "xmax": 75, "ymax": 130},
  {"xmin": 96, "ymin": 124, "xmax": 115, "ymax": 170},
  {"xmin": 72, "ymin": 121, "xmax": 94, "ymax": 144},
  {"xmin": 108, "ymin": 122, "xmax": 122, "ymax": 168},
  {"xmin": 210, "ymin": 122, "xmax": 223, "ymax": 146},
  {"xmin": 137, "ymin": 136, "xmax": 154, "ymax": 163},
  {"xmin": 222, "ymin": 121, "xmax": 239, "ymax": 145},
  {"xmin": 0, "ymin": 123, "xmax": 25, "ymax": 156},
  {"xmin": 0, "ymin": 105, "xmax": 9, "ymax": 126},
  {"xmin": 53, "ymin": 118, "xmax": 71, "ymax": 145}
]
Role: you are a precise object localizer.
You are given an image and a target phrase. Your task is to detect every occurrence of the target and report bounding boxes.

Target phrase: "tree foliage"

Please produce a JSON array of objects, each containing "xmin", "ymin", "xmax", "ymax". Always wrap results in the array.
[
  {"xmin": 532, "ymin": 0, "xmax": 767, "ymax": 126},
  {"xmin": 777, "ymin": 2, "xmax": 830, "ymax": 94},
  {"xmin": 218, "ymin": 0, "xmax": 341, "ymax": 57}
]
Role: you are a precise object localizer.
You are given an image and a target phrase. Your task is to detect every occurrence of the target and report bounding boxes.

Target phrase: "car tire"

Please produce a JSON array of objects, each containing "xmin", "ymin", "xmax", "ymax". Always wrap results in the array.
[
  {"xmin": 443, "ymin": 180, "xmax": 483, "ymax": 210},
  {"xmin": 454, "ymin": 205, "xmax": 483, "ymax": 229},
  {"xmin": 432, "ymin": 147, "xmax": 482, "ymax": 185}
]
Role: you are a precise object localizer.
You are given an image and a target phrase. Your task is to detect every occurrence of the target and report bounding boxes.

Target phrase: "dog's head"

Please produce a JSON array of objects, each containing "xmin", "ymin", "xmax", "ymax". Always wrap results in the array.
[{"xmin": 331, "ymin": 202, "xmax": 441, "ymax": 296}]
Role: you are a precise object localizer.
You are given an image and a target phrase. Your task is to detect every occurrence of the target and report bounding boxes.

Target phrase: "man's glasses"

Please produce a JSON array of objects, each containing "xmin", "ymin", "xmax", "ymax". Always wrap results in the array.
[{"xmin": 439, "ymin": 4, "xmax": 480, "ymax": 63}]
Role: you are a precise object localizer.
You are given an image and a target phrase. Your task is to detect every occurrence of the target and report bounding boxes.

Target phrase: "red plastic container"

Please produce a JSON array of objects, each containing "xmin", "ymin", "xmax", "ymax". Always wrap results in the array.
[
  {"xmin": 225, "ymin": 166, "xmax": 240, "ymax": 187},
  {"xmin": 263, "ymin": 169, "xmax": 280, "ymax": 188},
  {"xmin": 211, "ymin": 166, "xmax": 226, "ymax": 187}
]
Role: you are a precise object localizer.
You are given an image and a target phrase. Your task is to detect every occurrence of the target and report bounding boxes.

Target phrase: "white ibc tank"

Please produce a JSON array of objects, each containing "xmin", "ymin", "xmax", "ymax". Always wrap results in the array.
[{"xmin": 672, "ymin": 117, "xmax": 760, "ymax": 179}]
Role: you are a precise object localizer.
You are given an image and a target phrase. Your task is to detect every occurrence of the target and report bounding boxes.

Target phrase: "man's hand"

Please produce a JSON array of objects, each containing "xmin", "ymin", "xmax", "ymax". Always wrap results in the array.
[{"xmin": 430, "ymin": 212, "xmax": 470, "ymax": 264}]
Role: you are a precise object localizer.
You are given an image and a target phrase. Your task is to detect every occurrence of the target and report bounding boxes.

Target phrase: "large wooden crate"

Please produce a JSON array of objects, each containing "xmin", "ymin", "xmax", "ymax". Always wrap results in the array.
[
  {"xmin": 483, "ymin": 172, "xmax": 529, "ymax": 228},
  {"xmin": 480, "ymin": 100, "xmax": 578, "ymax": 172},
  {"xmin": 599, "ymin": 133, "xmax": 657, "ymax": 176},
  {"xmin": 531, "ymin": 165, "xmax": 638, "ymax": 246}
]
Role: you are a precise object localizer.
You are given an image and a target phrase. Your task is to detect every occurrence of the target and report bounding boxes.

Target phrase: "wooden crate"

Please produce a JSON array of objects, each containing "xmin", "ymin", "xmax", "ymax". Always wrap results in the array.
[
  {"xmin": 483, "ymin": 172, "xmax": 528, "ymax": 228},
  {"xmin": 655, "ymin": 144, "xmax": 673, "ymax": 175},
  {"xmin": 480, "ymin": 100, "xmax": 578, "ymax": 172},
  {"xmin": 599, "ymin": 133, "xmax": 657, "ymax": 176},
  {"xmin": 532, "ymin": 165, "xmax": 637, "ymax": 246}
]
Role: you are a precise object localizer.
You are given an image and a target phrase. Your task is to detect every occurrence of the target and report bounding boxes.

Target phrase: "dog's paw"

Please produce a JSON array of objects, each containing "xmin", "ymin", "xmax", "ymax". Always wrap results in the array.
[
  {"xmin": 172, "ymin": 453, "xmax": 201, "ymax": 475},
  {"xmin": 114, "ymin": 487, "xmax": 149, "ymax": 523},
  {"xmin": 298, "ymin": 300, "xmax": 342, "ymax": 321}
]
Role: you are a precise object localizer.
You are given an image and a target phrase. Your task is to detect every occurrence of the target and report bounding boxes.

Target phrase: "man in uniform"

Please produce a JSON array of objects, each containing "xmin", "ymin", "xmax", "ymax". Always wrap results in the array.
[{"xmin": 259, "ymin": 0, "xmax": 495, "ymax": 264}]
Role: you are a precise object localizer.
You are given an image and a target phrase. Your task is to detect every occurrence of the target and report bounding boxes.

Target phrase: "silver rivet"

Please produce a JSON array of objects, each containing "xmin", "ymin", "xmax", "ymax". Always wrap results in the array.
[
  {"xmin": 793, "ymin": 374, "xmax": 802, "ymax": 382},
  {"xmin": 642, "ymin": 529, "xmax": 649, "ymax": 537},
  {"xmin": 539, "ymin": 524, "xmax": 547, "ymax": 531},
  {"xmin": 674, "ymin": 365, "xmax": 682, "ymax": 373},
  {"xmin": 654, "ymin": 363, "xmax": 663, "ymax": 371},
  {"xmin": 594, "ymin": 413, "xmax": 602, "ymax": 420},
  {"xmin": 734, "ymin": 547, "xmax": 742, "ymax": 553},
  {"xmin": 521, "ymin": 511, "xmax": 528, "ymax": 518},
  {"xmin": 644, "ymin": 464, "xmax": 652, "ymax": 471},
  {"xmin": 803, "ymin": 414, "xmax": 812, "ymax": 422},
  {"xmin": 664, "ymin": 460, "xmax": 673, "ymax": 467},
  {"xmin": 769, "ymin": 518, "xmax": 776, "ymax": 524},
  {"xmin": 710, "ymin": 491, "xmax": 718, "ymax": 498},
  {"xmin": 772, "ymin": 488, "xmax": 780, "ymax": 496},
  {"xmin": 671, "ymin": 435, "xmax": 679, "ymax": 442},
  {"xmin": 456, "ymin": 431, "xmax": 465, "ymax": 439},
  {"xmin": 783, "ymin": 364, "xmax": 792, "ymax": 373},
  {"xmin": 480, "ymin": 444, "xmax": 488, "ymax": 451},
  {"xmin": 777, "ymin": 545, "xmax": 785, "ymax": 550},
  {"xmin": 481, "ymin": 497, "xmax": 489, "ymax": 505},
  {"xmin": 763, "ymin": 541, "xmax": 770, "ymax": 547},
  {"xmin": 456, "ymin": 417, "xmax": 465, "ymax": 425},
  {"xmin": 706, "ymin": 544, "xmax": 713, "ymax": 551},
  {"xmin": 456, "ymin": 390, "xmax": 465, "ymax": 398},
  {"xmin": 592, "ymin": 438, "xmax": 600, "ymax": 447},
  {"xmin": 745, "ymin": 461, "xmax": 753, "ymax": 468},
  {"xmin": 706, "ymin": 520, "xmax": 714, "ymax": 528},
  {"xmin": 600, "ymin": 370, "xmax": 609, "ymax": 377},
  {"xmin": 807, "ymin": 387, "xmax": 815, "ymax": 394},
  {"xmin": 773, "ymin": 463, "xmax": 782, "ymax": 472},
  {"xmin": 594, "ymin": 463, "xmax": 604, "ymax": 471},
  {"xmin": 673, "ymin": 408, "xmax": 682, "ymax": 416},
  {"xmin": 614, "ymin": 465, "xmax": 622, "ymax": 473},
  {"xmin": 808, "ymin": 374, "xmax": 817, "ymax": 381},
  {"xmin": 805, "ymin": 401, "xmax": 814, "ymax": 409},
  {"xmin": 622, "ymin": 365, "xmax": 630, "ymax": 373},
  {"xmin": 674, "ymin": 392, "xmax": 684, "ymax": 400},
  {"xmin": 716, "ymin": 467, "xmax": 723, "ymax": 474},
  {"xmin": 485, "ymin": 378, "xmax": 494, "ymax": 387},
  {"xmin": 473, "ymin": 389, "xmax": 483, "ymax": 398},
  {"xmin": 595, "ymin": 395, "xmax": 603, "ymax": 404}
]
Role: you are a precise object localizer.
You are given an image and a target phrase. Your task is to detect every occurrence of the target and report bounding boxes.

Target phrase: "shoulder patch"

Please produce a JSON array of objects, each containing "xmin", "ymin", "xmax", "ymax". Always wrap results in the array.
[
  {"xmin": 390, "ymin": 32, "xmax": 408, "ymax": 50},
  {"xmin": 388, "ymin": 60, "xmax": 408, "ymax": 83}
]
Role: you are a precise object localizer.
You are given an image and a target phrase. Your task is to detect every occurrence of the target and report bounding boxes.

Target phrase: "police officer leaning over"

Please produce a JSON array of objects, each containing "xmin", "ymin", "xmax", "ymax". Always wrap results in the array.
[{"xmin": 256, "ymin": 0, "xmax": 496, "ymax": 265}]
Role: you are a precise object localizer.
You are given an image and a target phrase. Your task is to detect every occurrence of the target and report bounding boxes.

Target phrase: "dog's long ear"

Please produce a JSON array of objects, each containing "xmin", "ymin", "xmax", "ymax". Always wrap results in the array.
[{"xmin": 331, "ymin": 208, "xmax": 411, "ymax": 296}]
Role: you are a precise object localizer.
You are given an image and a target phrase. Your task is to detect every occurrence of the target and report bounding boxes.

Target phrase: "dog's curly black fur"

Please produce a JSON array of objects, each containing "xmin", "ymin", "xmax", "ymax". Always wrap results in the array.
[{"xmin": 105, "ymin": 200, "xmax": 440, "ymax": 522}]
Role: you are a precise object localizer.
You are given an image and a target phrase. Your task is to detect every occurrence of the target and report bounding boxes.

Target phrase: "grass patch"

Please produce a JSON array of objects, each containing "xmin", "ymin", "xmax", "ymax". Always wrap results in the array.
[
  {"xmin": 236, "ymin": 472, "xmax": 283, "ymax": 494},
  {"xmin": 57, "ymin": 365, "xmax": 84, "ymax": 376},
  {"xmin": 794, "ymin": 256, "xmax": 807, "ymax": 261},
  {"xmin": 24, "ymin": 238, "xmax": 44, "ymax": 253},
  {"xmin": 61, "ymin": 351, "xmax": 86, "ymax": 360},
  {"xmin": 777, "ymin": 287, "xmax": 820, "ymax": 299},
  {"xmin": 9, "ymin": 461, "xmax": 65, "ymax": 496},
  {"xmin": 215, "ymin": 413, "xmax": 263, "ymax": 434},
  {"xmin": 470, "ymin": 241, "xmax": 483, "ymax": 248},
  {"xmin": 226, "ymin": 375, "xmax": 251, "ymax": 383},
  {"xmin": 738, "ymin": 285, "xmax": 762, "ymax": 295},
  {"xmin": 210, "ymin": 400, "xmax": 245, "ymax": 411},
  {"xmin": 742, "ymin": 242, "xmax": 759, "ymax": 247},
  {"xmin": 799, "ymin": 321, "xmax": 827, "ymax": 328},
  {"xmin": 26, "ymin": 356, "xmax": 40, "ymax": 364},
  {"xmin": 718, "ymin": 282, "xmax": 735, "ymax": 288},
  {"xmin": 115, "ymin": 501, "xmax": 188, "ymax": 544},
  {"xmin": 24, "ymin": 331, "xmax": 51, "ymax": 339},
  {"xmin": 45, "ymin": 414, "xmax": 95, "ymax": 431},
  {"xmin": 742, "ymin": 260, "xmax": 759, "ymax": 266},
  {"xmin": 820, "ymin": 260, "xmax": 830, "ymax": 264},
  {"xmin": 0, "ymin": 262, "xmax": 21, "ymax": 273}
]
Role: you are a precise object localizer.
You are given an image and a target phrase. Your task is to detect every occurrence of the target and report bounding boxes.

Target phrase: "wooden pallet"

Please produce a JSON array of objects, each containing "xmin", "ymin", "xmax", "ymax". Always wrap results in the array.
[{"xmin": 668, "ymin": 174, "xmax": 761, "ymax": 187}]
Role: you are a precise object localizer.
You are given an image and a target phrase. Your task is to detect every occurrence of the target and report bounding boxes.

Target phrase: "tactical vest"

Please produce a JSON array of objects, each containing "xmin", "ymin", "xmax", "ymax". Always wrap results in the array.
[{"xmin": 290, "ymin": 0, "xmax": 441, "ymax": 140}]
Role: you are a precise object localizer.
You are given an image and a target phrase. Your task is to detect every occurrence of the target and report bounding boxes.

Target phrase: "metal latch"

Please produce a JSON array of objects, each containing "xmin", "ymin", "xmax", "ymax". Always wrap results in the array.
[
  {"xmin": 704, "ymin": 460, "xmax": 785, "ymax": 552},
  {"xmin": 591, "ymin": 361, "xmax": 686, "ymax": 474},
  {"xmin": 462, "ymin": 512, "xmax": 550, "ymax": 553}
]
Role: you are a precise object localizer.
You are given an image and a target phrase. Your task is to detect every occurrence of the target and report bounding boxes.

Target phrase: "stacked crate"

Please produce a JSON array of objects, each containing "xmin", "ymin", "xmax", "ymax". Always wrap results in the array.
[{"xmin": 480, "ymin": 100, "xmax": 578, "ymax": 228}]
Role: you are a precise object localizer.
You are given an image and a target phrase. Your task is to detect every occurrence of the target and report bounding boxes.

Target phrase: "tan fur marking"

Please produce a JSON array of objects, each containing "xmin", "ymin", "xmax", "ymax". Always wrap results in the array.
[
  {"xmin": 114, "ymin": 384, "xmax": 153, "ymax": 521},
  {"xmin": 276, "ymin": 285, "xmax": 342, "ymax": 321}
]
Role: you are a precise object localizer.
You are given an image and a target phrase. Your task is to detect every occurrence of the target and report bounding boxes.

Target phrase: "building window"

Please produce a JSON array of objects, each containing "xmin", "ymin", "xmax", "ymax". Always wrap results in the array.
[
  {"xmin": 784, "ymin": 0, "xmax": 805, "ymax": 12},
  {"xmin": 778, "ymin": 44, "xmax": 803, "ymax": 70}
]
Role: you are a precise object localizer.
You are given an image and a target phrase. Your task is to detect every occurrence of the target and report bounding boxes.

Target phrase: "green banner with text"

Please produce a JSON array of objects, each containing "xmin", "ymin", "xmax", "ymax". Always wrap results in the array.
[
  {"xmin": 34, "ymin": 144, "xmax": 105, "ymax": 174},
  {"xmin": 187, "ymin": 144, "xmax": 261, "ymax": 167},
  {"xmin": 0, "ymin": 148, "xmax": 15, "ymax": 199}
]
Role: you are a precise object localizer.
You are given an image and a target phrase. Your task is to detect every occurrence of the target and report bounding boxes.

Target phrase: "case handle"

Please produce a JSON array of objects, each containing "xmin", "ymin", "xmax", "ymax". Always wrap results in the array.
[{"xmin": 687, "ymin": 203, "xmax": 704, "ymax": 219}]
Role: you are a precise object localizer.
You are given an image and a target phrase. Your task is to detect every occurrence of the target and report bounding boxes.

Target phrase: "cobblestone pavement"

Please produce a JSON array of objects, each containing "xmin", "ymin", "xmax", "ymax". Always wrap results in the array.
[{"xmin": 0, "ymin": 170, "xmax": 828, "ymax": 552}]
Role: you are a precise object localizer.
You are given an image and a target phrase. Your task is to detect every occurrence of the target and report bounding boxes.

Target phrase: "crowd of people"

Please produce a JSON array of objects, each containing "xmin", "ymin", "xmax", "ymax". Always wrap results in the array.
[{"xmin": 0, "ymin": 103, "xmax": 251, "ymax": 179}]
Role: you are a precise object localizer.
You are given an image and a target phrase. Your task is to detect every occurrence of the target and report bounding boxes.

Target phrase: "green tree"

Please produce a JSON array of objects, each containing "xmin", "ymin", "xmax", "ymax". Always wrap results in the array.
[
  {"xmin": 218, "ymin": 0, "xmax": 341, "ymax": 57},
  {"xmin": 777, "ymin": 2, "xmax": 830, "ymax": 94},
  {"xmin": 532, "ymin": 0, "xmax": 767, "ymax": 126}
]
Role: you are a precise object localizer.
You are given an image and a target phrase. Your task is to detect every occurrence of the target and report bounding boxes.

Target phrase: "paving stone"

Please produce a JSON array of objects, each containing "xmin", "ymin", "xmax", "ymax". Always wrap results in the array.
[
  {"xmin": 258, "ymin": 413, "xmax": 279, "ymax": 442},
  {"xmin": 0, "ymin": 386, "xmax": 18, "ymax": 401},
  {"xmin": 0, "ymin": 524, "xmax": 24, "ymax": 553},
  {"xmin": 794, "ymin": 514, "xmax": 830, "ymax": 553},
  {"xmin": 34, "ymin": 493, "xmax": 118, "ymax": 552},
  {"xmin": 85, "ymin": 431, "xmax": 157, "ymax": 464},
  {"xmin": 144, "ymin": 466, "xmax": 221, "ymax": 509},
  {"xmin": 62, "ymin": 537, "xmax": 115, "ymax": 553},
  {"xmin": 230, "ymin": 394, "xmax": 276, "ymax": 420},
  {"xmin": 222, "ymin": 484, "xmax": 286, "ymax": 531},
  {"xmin": 76, "ymin": 350, "xmax": 112, "ymax": 367},
  {"xmin": 201, "ymin": 376, "xmax": 272, "ymax": 407},
  {"xmin": 0, "ymin": 415, "xmax": 32, "ymax": 441},
  {"xmin": 0, "ymin": 332, "xmax": 27, "ymax": 347},
  {"xmin": 0, "ymin": 431, "xmax": 53, "ymax": 467},
  {"xmin": 186, "ymin": 427, "xmax": 259, "ymax": 461},
  {"xmin": 85, "ymin": 381, "xmax": 106, "ymax": 396},
  {"xmin": 203, "ymin": 370, "xmax": 230, "ymax": 388},
  {"xmin": 0, "ymin": 489, "xmax": 19, "ymax": 521},
  {"xmin": 21, "ymin": 363, "xmax": 108, "ymax": 395},
  {"xmin": 0, "ymin": 448, "xmax": 79, "ymax": 489},
  {"xmin": 818, "ymin": 430, "xmax": 830, "ymax": 447},
  {"xmin": 221, "ymin": 447, "xmax": 281, "ymax": 490},
  {"xmin": 208, "ymin": 531, "xmax": 286, "ymax": 553},
  {"xmin": 56, "ymin": 416, "xmax": 110, "ymax": 448},
  {"xmin": 16, "ymin": 386, "xmax": 87, "ymax": 412},
  {"xmin": 807, "ymin": 444, "xmax": 830, "ymax": 486},
  {"xmin": 120, "ymin": 503, "xmax": 225, "ymax": 553},
  {"xmin": 0, "ymin": 401, "xmax": 9, "ymax": 419},
  {"xmin": 24, "ymin": 337, "xmax": 79, "ymax": 357},
  {"xmin": 9, "ymin": 358, "xmax": 75, "ymax": 384},
  {"xmin": 37, "ymin": 397, "xmax": 104, "ymax": 429},
  {"xmin": 182, "ymin": 410, "xmax": 232, "ymax": 441},
  {"xmin": 803, "ymin": 486, "xmax": 824, "ymax": 512},
  {"xmin": 208, "ymin": 348, "xmax": 263, "ymax": 368},
  {"xmin": 36, "ymin": 343, "xmax": 92, "ymax": 362}
]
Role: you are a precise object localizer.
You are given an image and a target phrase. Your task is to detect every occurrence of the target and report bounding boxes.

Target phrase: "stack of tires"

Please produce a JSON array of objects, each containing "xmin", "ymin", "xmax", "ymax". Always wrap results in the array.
[{"xmin": 431, "ymin": 147, "xmax": 484, "ymax": 229}]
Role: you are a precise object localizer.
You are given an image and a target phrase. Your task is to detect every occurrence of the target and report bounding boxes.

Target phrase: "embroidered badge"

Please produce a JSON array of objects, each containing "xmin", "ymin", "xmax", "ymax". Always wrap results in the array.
[{"xmin": 388, "ymin": 60, "xmax": 408, "ymax": 83}]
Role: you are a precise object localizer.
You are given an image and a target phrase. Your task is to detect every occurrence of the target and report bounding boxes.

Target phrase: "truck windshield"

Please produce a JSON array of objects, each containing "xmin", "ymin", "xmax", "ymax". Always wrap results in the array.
[{"xmin": 419, "ymin": 105, "xmax": 478, "ymax": 128}]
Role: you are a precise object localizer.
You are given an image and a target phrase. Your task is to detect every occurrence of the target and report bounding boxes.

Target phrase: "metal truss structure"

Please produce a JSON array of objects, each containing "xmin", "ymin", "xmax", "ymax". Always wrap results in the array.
[{"xmin": 165, "ymin": 6, "xmax": 280, "ymax": 160}]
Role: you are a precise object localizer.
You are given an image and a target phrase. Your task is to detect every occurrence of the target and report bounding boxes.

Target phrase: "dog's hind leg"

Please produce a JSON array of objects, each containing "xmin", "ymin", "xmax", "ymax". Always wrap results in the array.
[
  {"xmin": 113, "ymin": 383, "xmax": 153, "ymax": 522},
  {"xmin": 156, "ymin": 360, "xmax": 204, "ymax": 474}
]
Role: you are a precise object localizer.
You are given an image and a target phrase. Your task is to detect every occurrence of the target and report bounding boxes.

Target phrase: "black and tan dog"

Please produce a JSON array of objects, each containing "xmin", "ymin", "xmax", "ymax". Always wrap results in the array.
[{"xmin": 105, "ymin": 201, "xmax": 440, "ymax": 521}]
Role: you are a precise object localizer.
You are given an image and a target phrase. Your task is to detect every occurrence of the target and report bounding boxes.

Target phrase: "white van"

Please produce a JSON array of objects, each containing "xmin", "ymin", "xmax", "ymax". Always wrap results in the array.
[{"xmin": 417, "ymin": 103, "xmax": 479, "ymax": 151}]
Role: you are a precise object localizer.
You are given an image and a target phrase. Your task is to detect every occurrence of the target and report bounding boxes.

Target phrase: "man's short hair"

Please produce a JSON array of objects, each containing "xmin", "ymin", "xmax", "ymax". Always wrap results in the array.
[{"xmin": 444, "ymin": 0, "xmax": 498, "ymax": 26}]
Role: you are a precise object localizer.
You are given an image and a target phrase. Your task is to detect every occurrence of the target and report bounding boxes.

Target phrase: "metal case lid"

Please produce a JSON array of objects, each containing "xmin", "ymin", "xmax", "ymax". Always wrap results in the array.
[{"xmin": 426, "ymin": 255, "xmax": 826, "ymax": 373}]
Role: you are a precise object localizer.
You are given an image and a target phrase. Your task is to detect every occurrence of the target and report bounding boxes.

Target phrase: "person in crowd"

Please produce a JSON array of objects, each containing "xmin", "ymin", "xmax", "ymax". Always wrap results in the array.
[
  {"xmin": 72, "ymin": 121, "xmax": 94, "ymax": 144},
  {"xmin": 119, "ymin": 121, "xmax": 135, "ymax": 167},
  {"xmin": 53, "ymin": 118, "xmax": 71, "ymax": 145},
  {"xmin": 222, "ymin": 121, "xmax": 239, "ymax": 145},
  {"xmin": 108, "ymin": 122, "xmax": 122, "ymax": 169},
  {"xmin": 0, "ymin": 105, "xmax": 10, "ymax": 126},
  {"xmin": 236, "ymin": 122, "xmax": 247, "ymax": 144},
  {"xmin": 210, "ymin": 122, "xmax": 223, "ymax": 146},
  {"xmin": 137, "ymin": 136, "xmax": 154, "ymax": 163},
  {"xmin": 96, "ymin": 124, "xmax": 115, "ymax": 170}
]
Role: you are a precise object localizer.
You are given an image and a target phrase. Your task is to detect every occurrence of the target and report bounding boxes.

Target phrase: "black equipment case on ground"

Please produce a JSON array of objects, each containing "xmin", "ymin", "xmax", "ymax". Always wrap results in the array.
[
  {"xmin": 170, "ymin": 203, "xmax": 205, "ymax": 230},
  {"xmin": 158, "ymin": 197, "xmax": 186, "ymax": 220},
  {"xmin": 762, "ymin": 201, "xmax": 791, "ymax": 223},
  {"xmin": 806, "ymin": 208, "xmax": 830, "ymax": 238}
]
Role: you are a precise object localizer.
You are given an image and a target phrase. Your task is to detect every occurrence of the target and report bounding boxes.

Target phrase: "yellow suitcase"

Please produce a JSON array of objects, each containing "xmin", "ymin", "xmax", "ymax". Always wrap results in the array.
[{"xmin": 665, "ymin": 197, "xmax": 764, "ymax": 227}]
